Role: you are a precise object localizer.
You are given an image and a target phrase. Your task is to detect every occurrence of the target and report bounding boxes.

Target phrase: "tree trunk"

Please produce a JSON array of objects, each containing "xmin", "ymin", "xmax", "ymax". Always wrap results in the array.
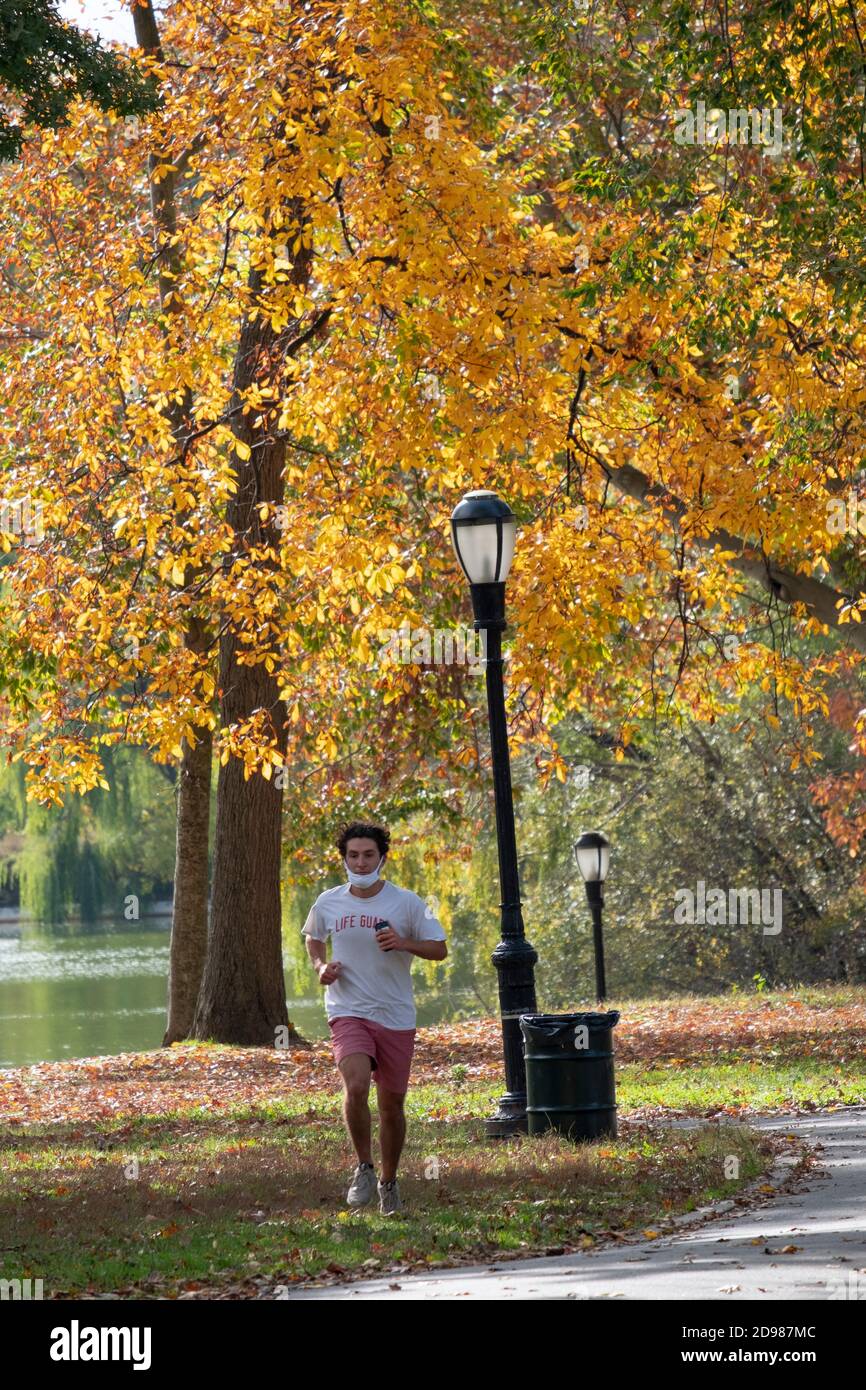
[
  {"xmin": 192, "ymin": 199, "xmax": 314, "ymax": 1044},
  {"xmin": 133, "ymin": 1, "xmax": 213, "ymax": 1044},
  {"xmin": 163, "ymin": 624, "xmax": 213, "ymax": 1044},
  {"xmin": 195, "ymin": 355, "xmax": 289, "ymax": 1040},
  {"xmin": 192, "ymin": 646, "xmax": 289, "ymax": 1043}
]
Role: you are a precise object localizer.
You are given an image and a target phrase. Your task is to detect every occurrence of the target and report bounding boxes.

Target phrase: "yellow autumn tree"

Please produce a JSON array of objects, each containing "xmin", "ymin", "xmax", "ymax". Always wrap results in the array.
[{"xmin": 4, "ymin": 0, "xmax": 866, "ymax": 1042}]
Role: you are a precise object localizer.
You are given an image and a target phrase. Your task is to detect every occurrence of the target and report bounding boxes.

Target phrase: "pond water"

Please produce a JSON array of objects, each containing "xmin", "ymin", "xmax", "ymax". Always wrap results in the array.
[{"xmin": 0, "ymin": 927, "xmax": 481, "ymax": 1068}]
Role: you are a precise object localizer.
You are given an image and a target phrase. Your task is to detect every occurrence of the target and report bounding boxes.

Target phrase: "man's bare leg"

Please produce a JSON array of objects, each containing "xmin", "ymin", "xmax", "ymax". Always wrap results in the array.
[
  {"xmin": 338, "ymin": 1053, "xmax": 374, "ymax": 1165},
  {"xmin": 377, "ymin": 1084, "xmax": 406, "ymax": 1182}
]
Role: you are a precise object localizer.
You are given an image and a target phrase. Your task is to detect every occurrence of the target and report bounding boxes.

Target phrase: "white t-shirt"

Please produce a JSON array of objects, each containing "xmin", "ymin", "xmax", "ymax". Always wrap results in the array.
[{"xmin": 301, "ymin": 880, "xmax": 447, "ymax": 1030}]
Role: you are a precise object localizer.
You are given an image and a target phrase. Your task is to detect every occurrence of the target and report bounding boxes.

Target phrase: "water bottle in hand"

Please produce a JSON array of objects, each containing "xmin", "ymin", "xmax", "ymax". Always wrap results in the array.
[{"xmin": 373, "ymin": 919, "xmax": 393, "ymax": 952}]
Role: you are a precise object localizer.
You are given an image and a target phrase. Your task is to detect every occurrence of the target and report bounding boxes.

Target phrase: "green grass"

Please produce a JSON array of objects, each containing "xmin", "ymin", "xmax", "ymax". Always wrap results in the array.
[
  {"xmin": 1, "ymin": 1085, "xmax": 770, "ymax": 1297},
  {"xmin": 605, "ymin": 984, "xmax": 866, "ymax": 1011},
  {"xmin": 618, "ymin": 1055, "xmax": 866, "ymax": 1112},
  {"xmin": 9, "ymin": 982, "xmax": 861, "ymax": 1296}
]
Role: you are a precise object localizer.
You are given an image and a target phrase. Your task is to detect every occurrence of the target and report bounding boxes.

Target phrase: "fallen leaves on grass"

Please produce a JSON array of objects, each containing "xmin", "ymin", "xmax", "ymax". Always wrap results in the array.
[{"xmin": 1, "ymin": 994, "xmax": 865, "ymax": 1129}]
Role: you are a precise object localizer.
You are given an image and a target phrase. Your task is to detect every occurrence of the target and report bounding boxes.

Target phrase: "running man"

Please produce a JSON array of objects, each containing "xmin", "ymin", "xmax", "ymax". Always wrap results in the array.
[{"xmin": 302, "ymin": 821, "xmax": 447, "ymax": 1214}]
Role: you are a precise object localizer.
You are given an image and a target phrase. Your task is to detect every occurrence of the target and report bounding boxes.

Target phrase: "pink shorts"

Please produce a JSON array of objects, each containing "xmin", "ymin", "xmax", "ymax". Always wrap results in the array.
[{"xmin": 329, "ymin": 1015, "xmax": 416, "ymax": 1094}]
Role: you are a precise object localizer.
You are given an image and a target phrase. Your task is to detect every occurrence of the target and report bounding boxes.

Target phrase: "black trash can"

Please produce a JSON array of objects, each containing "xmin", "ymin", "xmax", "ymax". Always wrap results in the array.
[{"xmin": 520, "ymin": 1011, "xmax": 621, "ymax": 1142}]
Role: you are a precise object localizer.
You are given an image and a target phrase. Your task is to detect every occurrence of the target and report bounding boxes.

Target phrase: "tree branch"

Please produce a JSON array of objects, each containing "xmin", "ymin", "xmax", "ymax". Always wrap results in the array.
[{"xmin": 609, "ymin": 461, "xmax": 866, "ymax": 654}]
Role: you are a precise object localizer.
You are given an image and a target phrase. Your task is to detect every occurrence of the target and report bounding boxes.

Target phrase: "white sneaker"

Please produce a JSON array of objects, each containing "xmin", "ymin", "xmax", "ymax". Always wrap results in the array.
[
  {"xmin": 347, "ymin": 1163, "xmax": 377, "ymax": 1206},
  {"xmin": 378, "ymin": 1178, "xmax": 403, "ymax": 1215}
]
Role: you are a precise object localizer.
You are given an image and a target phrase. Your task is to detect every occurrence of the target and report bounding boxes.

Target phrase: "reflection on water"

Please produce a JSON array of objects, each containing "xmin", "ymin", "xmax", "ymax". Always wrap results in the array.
[
  {"xmin": 0, "ymin": 928, "xmax": 475, "ymax": 1068},
  {"xmin": 0, "ymin": 938, "xmax": 170, "ymax": 983},
  {"xmin": 0, "ymin": 928, "xmax": 334, "ymax": 1068}
]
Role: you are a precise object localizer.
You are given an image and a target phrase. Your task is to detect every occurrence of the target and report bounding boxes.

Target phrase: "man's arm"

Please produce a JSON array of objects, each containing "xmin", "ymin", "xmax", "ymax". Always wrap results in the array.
[
  {"xmin": 403, "ymin": 938, "xmax": 447, "ymax": 961},
  {"xmin": 305, "ymin": 936, "xmax": 327, "ymax": 974},
  {"xmin": 305, "ymin": 934, "xmax": 343, "ymax": 983},
  {"xmin": 374, "ymin": 928, "xmax": 447, "ymax": 960}
]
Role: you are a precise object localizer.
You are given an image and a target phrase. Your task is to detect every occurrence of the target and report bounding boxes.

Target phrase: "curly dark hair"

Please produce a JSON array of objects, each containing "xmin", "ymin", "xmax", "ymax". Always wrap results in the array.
[{"xmin": 336, "ymin": 821, "xmax": 391, "ymax": 859}]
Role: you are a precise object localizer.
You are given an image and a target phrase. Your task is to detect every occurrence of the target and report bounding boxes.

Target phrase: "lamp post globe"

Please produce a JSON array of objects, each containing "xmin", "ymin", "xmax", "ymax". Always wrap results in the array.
[
  {"xmin": 450, "ymin": 490, "xmax": 517, "ymax": 630},
  {"xmin": 450, "ymin": 489, "xmax": 517, "ymax": 583},
  {"xmin": 574, "ymin": 831, "xmax": 610, "ymax": 1002},
  {"xmin": 450, "ymin": 489, "xmax": 537, "ymax": 1137}
]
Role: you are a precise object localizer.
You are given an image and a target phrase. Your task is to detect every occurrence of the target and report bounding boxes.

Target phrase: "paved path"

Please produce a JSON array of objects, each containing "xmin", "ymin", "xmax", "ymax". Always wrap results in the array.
[{"xmin": 276, "ymin": 1108, "xmax": 866, "ymax": 1300}]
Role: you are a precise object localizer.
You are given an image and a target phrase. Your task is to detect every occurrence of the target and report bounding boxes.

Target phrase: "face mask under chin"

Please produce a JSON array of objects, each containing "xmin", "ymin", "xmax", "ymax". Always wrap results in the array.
[{"xmin": 344, "ymin": 855, "xmax": 384, "ymax": 887}]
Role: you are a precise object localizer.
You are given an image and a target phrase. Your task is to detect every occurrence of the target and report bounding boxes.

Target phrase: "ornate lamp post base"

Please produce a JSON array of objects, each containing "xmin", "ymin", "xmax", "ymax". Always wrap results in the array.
[
  {"xmin": 483, "ymin": 936, "xmax": 538, "ymax": 1137},
  {"xmin": 485, "ymin": 1096, "xmax": 529, "ymax": 1139}
]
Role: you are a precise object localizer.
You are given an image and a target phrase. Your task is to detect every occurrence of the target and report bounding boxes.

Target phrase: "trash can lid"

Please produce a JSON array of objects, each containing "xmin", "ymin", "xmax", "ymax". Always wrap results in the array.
[{"xmin": 519, "ymin": 1010, "xmax": 621, "ymax": 1027}]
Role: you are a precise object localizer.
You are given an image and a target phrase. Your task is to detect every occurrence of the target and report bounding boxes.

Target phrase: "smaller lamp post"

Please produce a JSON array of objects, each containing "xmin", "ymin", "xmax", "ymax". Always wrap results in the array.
[{"xmin": 574, "ymin": 831, "xmax": 610, "ymax": 1002}]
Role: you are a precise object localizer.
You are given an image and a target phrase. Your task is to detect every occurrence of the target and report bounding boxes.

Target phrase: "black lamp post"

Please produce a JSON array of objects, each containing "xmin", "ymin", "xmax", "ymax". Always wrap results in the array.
[
  {"xmin": 574, "ymin": 831, "xmax": 610, "ymax": 1002},
  {"xmin": 450, "ymin": 489, "xmax": 538, "ymax": 1138}
]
